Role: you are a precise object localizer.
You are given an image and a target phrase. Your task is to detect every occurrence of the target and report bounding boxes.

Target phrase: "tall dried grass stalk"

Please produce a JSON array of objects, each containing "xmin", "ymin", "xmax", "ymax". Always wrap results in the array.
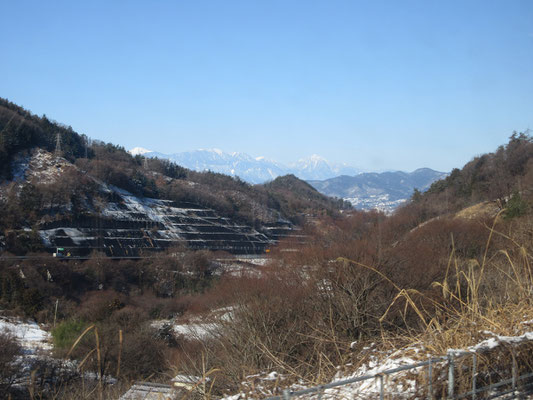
[
  {"xmin": 66, "ymin": 324, "xmax": 95, "ymax": 358},
  {"xmin": 178, "ymin": 353, "xmax": 219, "ymax": 400},
  {"xmin": 116, "ymin": 329, "xmax": 123, "ymax": 378},
  {"xmin": 94, "ymin": 327, "xmax": 103, "ymax": 400}
]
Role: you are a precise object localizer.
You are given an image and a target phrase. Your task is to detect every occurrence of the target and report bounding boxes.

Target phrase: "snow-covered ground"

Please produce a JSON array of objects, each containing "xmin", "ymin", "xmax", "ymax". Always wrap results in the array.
[
  {"xmin": 221, "ymin": 328, "xmax": 533, "ymax": 399},
  {"xmin": 0, "ymin": 314, "xmax": 118, "ymax": 395},
  {"xmin": 11, "ymin": 149, "xmax": 75, "ymax": 185},
  {"xmin": 214, "ymin": 258, "xmax": 267, "ymax": 277},
  {"xmin": 152, "ymin": 317, "xmax": 219, "ymax": 340},
  {"xmin": 37, "ymin": 179, "xmax": 272, "ymax": 253},
  {"xmin": 235, "ymin": 257, "xmax": 270, "ymax": 266},
  {"xmin": 152, "ymin": 307, "xmax": 234, "ymax": 341},
  {"xmin": 0, "ymin": 315, "xmax": 52, "ymax": 354},
  {"xmin": 172, "ymin": 321, "xmax": 218, "ymax": 340},
  {"xmin": 221, "ymin": 347, "xmax": 423, "ymax": 399}
]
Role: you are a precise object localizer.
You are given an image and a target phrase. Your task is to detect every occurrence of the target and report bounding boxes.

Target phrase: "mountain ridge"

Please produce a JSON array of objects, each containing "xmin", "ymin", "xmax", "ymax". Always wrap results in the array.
[{"xmin": 308, "ymin": 168, "xmax": 448, "ymax": 212}]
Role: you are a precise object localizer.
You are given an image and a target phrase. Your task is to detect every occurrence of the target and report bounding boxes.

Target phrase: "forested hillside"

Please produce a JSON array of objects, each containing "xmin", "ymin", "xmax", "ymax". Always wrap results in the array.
[
  {"xmin": 0, "ymin": 98, "xmax": 88, "ymax": 178},
  {"xmin": 403, "ymin": 131, "xmax": 533, "ymax": 224}
]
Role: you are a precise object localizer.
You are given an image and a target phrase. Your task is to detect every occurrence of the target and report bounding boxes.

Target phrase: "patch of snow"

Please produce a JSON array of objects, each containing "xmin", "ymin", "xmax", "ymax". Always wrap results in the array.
[
  {"xmin": 152, "ymin": 318, "xmax": 217, "ymax": 340},
  {"xmin": 0, "ymin": 316, "xmax": 52, "ymax": 354},
  {"xmin": 172, "ymin": 374, "xmax": 205, "ymax": 384},
  {"xmin": 235, "ymin": 257, "xmax": 270, "ymax": 266},
  {"xmin": 129, "ymin": 147, "xmax": 152, "ymax": 156},
  {"xmin": 222, "ymin": 327, "xmax": 533, "ymax": 399},
  {"xmin": 39, "ymin": 228, "xmax": 95, "ymax": 246},
  {"xmin": 321, "ymin": 352, "xmax": 419, "ymax": 398},
  {"xmin": 172, "ymin": 322, "xmax": 218, "ymax": 339},
  {"xmin": 449, "ymin": 331, "xmax": 533, "ymax": 355}
]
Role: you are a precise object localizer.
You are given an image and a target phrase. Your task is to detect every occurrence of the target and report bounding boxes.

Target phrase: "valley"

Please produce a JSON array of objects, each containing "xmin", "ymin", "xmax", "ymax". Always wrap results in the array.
[{"xmin": 1, "ymin": 98, "xmax": 533, "ymax": 399}]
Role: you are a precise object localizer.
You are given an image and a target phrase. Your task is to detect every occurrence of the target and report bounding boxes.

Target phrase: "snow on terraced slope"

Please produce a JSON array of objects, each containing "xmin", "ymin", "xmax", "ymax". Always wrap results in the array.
[{"xmin": 38, "ymin": 184, "xmax": 273, "ymax": 256}]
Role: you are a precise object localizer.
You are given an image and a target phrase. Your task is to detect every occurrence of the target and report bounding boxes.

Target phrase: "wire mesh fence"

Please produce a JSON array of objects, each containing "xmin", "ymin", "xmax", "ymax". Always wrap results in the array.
[{"xmin": 264, "ymin": 340, "xmax": 533, "ymax": 399}]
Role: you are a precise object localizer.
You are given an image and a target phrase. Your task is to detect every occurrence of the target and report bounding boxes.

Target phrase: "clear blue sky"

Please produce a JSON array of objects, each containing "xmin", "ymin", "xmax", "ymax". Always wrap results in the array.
[{"xmin": 1, "ymin": 0, "xmax": 532, "ymax": 172}]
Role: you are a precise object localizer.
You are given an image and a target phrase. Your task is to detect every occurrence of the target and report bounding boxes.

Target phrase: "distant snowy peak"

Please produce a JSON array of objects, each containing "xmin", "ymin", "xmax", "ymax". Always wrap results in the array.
[
  {"xmin": 203, "ymin": 148, "xmax": 223, "ymax": 155},
  {"xmin": 289, "ymin": 155, "xmax": 361, "ymax": 181},
  {"xmin": 128, "ymin": 147, "xmax": 360, "ymax": 183},
  {"xmin": 130, "ymin": 147, "xmax": 152, "ymax": 156},
  {"xmin": 294, "ymin": 154, "xmax": 329, "ymax": 171},
  {"xmin": 300, "ymin": 154, "xmax": 327, "ymax": 164}
]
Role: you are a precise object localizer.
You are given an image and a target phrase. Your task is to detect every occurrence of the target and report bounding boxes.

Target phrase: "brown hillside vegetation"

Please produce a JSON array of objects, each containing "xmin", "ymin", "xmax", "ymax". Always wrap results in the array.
[{"xmin": 168, "ymin": 132, "xmax": 533, "ymax": 396}]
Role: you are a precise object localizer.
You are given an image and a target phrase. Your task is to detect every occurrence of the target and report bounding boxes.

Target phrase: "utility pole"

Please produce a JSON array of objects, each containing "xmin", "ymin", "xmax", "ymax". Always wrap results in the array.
[{"xmin": 54, "ymin": 132, "xmax": 62, "ymax": 156}]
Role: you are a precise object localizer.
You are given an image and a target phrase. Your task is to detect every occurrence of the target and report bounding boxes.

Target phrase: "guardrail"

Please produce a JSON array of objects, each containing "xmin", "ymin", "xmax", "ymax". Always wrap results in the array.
[{"xmin": 265, "ymin": 341, "xmax": 533, "ymax": 399}]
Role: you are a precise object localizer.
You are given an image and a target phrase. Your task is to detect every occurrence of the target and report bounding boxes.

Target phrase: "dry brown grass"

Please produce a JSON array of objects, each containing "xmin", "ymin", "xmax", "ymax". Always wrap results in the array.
[
  {"xmin": 454, "ymin": 200, "xmax": 501, "ymax": 220},
  {"xmin": 322, "ymin": 211, "xmax": 533, "ymax": 398},
  {"xmin": 340, "ymin": 211, "xmax": 533, "ymax": 356}
]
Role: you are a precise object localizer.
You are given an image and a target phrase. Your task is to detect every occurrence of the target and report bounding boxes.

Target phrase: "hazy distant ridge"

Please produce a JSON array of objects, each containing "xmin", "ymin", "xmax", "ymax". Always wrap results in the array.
[{"xmin": 308, "ymin": 168, "xmax": 448, "ymax": 212}]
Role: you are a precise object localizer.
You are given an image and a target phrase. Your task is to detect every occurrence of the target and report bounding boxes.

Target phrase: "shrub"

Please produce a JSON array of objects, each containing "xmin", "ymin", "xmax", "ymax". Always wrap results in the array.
[
  {"xmin": 51, "ymin": 319, "xmax": 87, "ymax": 350},
  {"xmin": 504, "ymin": 191, "xmax": 528, "ymax": 219},
  {"xmin": 0, "ymin": 330, "xmax": 22, "ymax": 396},
  {"xmin": 66, "ymin": 319, "xmax": 167, "ymax": 380}
]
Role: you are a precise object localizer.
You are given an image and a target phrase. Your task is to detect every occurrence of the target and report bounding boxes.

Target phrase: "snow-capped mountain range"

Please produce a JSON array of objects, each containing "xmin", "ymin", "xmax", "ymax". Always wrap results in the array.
[{"xmin": 130, "ymin": 147, "xmax": 361, "ymax": 183}]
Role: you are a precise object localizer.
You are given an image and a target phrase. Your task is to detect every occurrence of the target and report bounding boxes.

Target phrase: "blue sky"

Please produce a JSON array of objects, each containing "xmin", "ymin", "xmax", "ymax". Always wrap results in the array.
[{"xmin": 1, "ymin": 1, "xmax": 532, "ymax": 172}]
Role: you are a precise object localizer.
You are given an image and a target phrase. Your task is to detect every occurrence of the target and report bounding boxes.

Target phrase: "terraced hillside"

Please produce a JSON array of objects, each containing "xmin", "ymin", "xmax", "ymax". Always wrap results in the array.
[
  {"xmin": 39, "ymin": 193, "xmax": 277, "ymax": 256},
  {"xmin": 2, "ymin": 149, "xmax": 296, "ymax": 256}
]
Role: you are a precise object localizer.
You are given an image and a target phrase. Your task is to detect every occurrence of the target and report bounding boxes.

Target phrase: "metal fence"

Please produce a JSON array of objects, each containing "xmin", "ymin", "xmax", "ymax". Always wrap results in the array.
[{"xmin": 265, "ymin": 342, "xmax": 533, "ymax": 399}]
